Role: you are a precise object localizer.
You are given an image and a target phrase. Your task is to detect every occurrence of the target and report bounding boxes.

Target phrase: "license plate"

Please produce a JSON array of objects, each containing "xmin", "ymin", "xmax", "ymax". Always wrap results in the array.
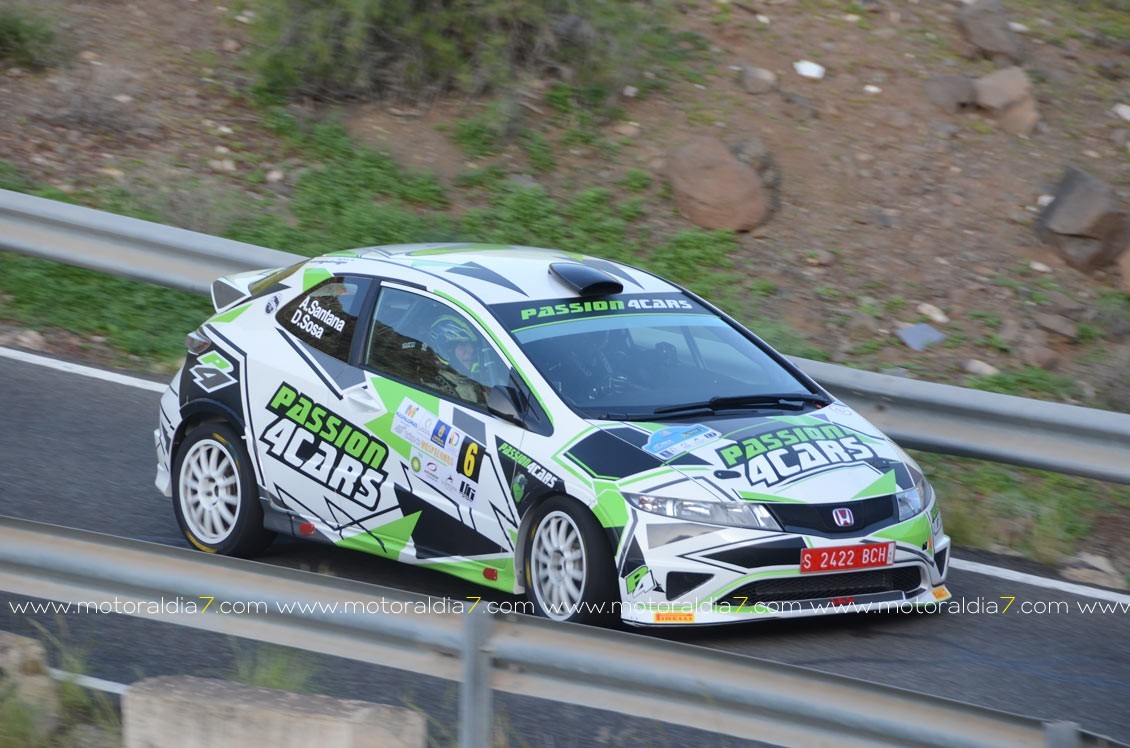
[{"xmin": 800, "ymin": 542, "xmax": 896, "ymax": 573}]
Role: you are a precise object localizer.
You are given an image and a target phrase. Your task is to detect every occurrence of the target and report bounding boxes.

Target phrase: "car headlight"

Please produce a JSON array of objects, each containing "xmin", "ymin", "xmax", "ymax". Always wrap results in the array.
[
  {"xmin": 896, "ymin": 478, "xmax": 934, "ymax": 522},
  {"xmin": 623, "ymin": 492, "xmax": 781, "ymax": 530}
]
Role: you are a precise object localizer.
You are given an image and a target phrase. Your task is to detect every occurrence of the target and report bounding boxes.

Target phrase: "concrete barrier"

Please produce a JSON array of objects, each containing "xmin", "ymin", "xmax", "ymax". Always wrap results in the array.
[{"xmin": 123, "ymin": 676, "xmax": 426, "ymax": 748}]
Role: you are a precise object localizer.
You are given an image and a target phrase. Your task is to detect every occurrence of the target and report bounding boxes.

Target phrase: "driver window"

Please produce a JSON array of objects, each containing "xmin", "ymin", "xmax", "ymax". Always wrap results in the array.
[{"xmin": 365, "ymin": 288, "xmax": 506, "ymax": 407}]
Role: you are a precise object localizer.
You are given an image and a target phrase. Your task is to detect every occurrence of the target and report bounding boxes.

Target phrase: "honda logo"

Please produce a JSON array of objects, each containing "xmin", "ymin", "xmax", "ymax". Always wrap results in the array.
[{"xmin": 832, "ymin": 507, "xmax": 854, "ymax": 527}]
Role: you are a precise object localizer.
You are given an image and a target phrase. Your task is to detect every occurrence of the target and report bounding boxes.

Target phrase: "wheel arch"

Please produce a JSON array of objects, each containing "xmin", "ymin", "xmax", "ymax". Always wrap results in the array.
[
  {"xmin": 173, "ymin": 398, "xmax": 246, "ymax": 464},
  {"xmin": 512, "ymin": 491, "xmax": 617, "ymax": 594}
]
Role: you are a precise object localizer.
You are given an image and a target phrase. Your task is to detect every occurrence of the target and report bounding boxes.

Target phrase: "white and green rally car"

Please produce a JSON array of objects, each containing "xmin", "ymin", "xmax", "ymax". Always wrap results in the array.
[{"xmin": 155, "ymin": 244, "xmax": 951, "ymax": 626}]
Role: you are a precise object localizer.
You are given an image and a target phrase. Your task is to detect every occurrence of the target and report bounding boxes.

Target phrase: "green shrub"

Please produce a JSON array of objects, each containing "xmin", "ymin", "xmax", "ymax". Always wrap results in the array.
[
  {"xmin": 0, "ymin": 6, "xmax": 59, "ymax": 71},
  {"xmin": 251, "ymin": 0, "xmax": 670, "ymax": 105}
]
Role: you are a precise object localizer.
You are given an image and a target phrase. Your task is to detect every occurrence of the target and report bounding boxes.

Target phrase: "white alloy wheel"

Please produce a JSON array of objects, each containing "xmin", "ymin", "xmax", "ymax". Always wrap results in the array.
[
  {"xmin": 178, "ymin": 438, "xmax": 241, "ymax": 544},
  {"xmin": 530, "ymin": 510, "xmax": 588, "ymax": 620}
]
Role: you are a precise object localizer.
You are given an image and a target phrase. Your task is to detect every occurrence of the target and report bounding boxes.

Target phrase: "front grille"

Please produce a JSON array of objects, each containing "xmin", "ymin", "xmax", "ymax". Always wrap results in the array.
[
  {"xmin": 718, "ymin": 567, "xmax": 922, "ymax": 605},
  {"xmin": 766, "ymin": 494, "xmax": 897, "ymax": 535}
]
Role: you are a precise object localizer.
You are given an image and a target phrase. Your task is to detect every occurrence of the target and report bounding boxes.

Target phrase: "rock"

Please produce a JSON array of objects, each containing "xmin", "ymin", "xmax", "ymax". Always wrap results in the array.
[
  {"xmin": 847, "ymin": 312, "xmax": 880, "ymax": 336},
  {"xmin": 738, "ymin": 65, "xmax": 777, "ymax": 95},
  {"xmin": 1036, "ymin": 167, "xmax": 1130, "ymax": 271},
  {"xmin": 1045, "ymin": 290, "xmax": 1086, "ymax": 316},
  {"xmin": 1097, "ymin": 60, "xmax": 1128, "ymax": 80},
  {"xmin": 221, "ymin": 38, "xmax": 241, "ymax": 54},
  {"xmin": 1029, "ymin": 260, "xmax": 1052, "ymax": 273},
  {"xmin": 779, "ymin": 90, "xmax": 819, "ymax": 121},
  {"xmin": 869, "ymin": 205, "xmax": 898, "ymax": 228},
  {"xmin": 1119, "ymin": 251, "xmax": 1130, "ymax": 294},
  {"xmin": 896, "ymin": 323, "xmax": 945, "ymax": 351},
  {"xmin": 806, "ymin": 249, "xmax": 836, "ymax": 267},
  {"xmin": 998, "ymin": 95, "xmax": 1039, "ymax": 135},
  {"xmin": 973, "ymin": 66, "xmax": 1032, "ymax": 112},
  {"xmin": 864, "ymin": 85, "xmax": 882, "ymax": 94},
  {"xmin": 925, "ymin": 75, "xmax": 976, "ymax": 114},
  {"xmin": 793, "ymin": 60, "xmax": 825, "ymax": 80},
  {"xmin": 730, "ymin": 137, "xmax": 771, "ymax": 171},
  {"xmin": 999, "ymin": 318, "xmax": 1023, "ymax": 343},
  {"xmin": 957, "ymin": 0, "xmax": 1023, "ymax": 63},
  {"xmin": 266, "ymin": 169, "xmax": 285, "ymax": 184},
  {"xmin": 0, "ymin": 632, "xmax": 60, "ymax": 740},
  {"xmin": 916, "ymin": 302, "xmax": 950, "ymax": 324},
  {"xmin": 963, "ymin": 359, "xmax": 1000, "ymax": 376},
  {"xmin": 886, "ymin": 110, "xmax": 913, "ymax": 128},
  {"xmin": 622, "ymin": 85, "xmax": 639, "ymax": 98},
  {"xmin": 0, "ymin": 329, "xmax": 48, "ymax": 350},
  {"xmin": 1061, "ymin": 553, "xmax": 1126, "ymax": 589},
  {"xmin": 1021, "ymin": 344, "xmax": 1060, "ymax": 370},
  {"xmin": 1033, "ymin": 312, "xmax": 1079, "ymax": 340},
  {"xmin": 613, "ymin": 121, "xmax": 641, "ymax": 137},
  {"xmin": 667, "ymin": 137, "xmax": 771, "ymax": 231},
  {"xmin": 208, "ymin": 158, "xmax": 237, "ymax": 173},
  {"xmin": 1115, "ymin": 103, "xmax": 1130, "ymax": 123}
]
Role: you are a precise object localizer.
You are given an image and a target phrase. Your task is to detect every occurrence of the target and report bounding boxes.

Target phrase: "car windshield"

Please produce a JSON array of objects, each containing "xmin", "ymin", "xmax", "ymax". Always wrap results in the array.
[{"xmin": 493, "ymin": 294, "xmax": 814, "ymax": 420}]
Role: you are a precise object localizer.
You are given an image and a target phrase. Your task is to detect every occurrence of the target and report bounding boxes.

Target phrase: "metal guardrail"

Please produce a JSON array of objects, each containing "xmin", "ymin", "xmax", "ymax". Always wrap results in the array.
[
  {"xmin": 1, "ymin": 517, "xmax": 1118, "ymax": 748},
  {"xmin": 2, "ymin": 188, "xmax": 1128, "ymax": 483}
]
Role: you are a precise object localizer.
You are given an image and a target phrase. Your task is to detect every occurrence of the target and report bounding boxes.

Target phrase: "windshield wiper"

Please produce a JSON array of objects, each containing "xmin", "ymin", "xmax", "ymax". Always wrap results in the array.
[{"xmin": 652, "ymin": 392, "xmax": 831, "ymax": 417}]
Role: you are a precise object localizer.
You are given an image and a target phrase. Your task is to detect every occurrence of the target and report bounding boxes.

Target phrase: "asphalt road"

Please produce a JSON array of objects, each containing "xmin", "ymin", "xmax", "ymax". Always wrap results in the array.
[{"xmin": 1, "ymin": 351, "xmax": 1128, "ymax": 745}]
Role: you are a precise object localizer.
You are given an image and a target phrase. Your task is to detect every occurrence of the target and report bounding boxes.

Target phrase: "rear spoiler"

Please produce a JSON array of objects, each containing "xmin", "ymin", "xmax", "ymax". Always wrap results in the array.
[{"xmin": 210, "ymin": 267, "xmax": 282, "ymax": 312}]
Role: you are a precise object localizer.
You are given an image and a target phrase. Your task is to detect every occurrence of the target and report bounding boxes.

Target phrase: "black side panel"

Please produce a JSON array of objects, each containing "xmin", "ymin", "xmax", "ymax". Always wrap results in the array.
[
  {"xmin": 564, "ymin": 430, "xmax": 663, "ymax": 480},
  {"xmin": 394, "ymin": 484, "xmax": 506, "ymax": 559}
]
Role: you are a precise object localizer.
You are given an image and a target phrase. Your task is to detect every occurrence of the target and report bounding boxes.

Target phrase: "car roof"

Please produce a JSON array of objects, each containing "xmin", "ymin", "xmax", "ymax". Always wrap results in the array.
[{"xmin": 310, "ymin": 243, "xmax": 679, "ymax": 305}]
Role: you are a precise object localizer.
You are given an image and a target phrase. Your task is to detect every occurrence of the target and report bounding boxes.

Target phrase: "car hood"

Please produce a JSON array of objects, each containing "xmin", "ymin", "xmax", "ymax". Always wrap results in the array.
[{"xmin": 587, "ymin": 402, "xmax": 919, "ymax": 504}]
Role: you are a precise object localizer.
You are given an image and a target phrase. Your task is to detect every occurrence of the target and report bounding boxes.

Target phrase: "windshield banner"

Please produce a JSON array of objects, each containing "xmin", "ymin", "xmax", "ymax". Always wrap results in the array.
[{"xmin": 491, "ymin": 292, "xmax": 711, "ymax": 331}]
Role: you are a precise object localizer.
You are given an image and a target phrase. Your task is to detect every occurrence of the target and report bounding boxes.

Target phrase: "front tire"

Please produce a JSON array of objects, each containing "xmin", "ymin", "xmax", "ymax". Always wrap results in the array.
[
  {"xmin": 173, "ymin": 423, "xmax": 273, "ymax": 557},
  {"xmin": 523, "ymin": 497, "xmax": 617, "ymax": 625}
]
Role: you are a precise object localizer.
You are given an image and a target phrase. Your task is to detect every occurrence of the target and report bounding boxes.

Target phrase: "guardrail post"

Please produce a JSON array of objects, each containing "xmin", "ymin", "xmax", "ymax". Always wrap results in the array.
[
  {"xmin": 1044, "ymin": 721, "xmax": 1081, "ymax": 748},
  {"xmin": 459, "ymin": 610, "xmax": 493, "ymax": 748}
]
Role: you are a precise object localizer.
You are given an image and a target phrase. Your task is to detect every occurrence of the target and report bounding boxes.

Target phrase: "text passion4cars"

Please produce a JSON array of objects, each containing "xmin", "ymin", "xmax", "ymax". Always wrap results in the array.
[{"xmin": 155, "ymin": 244, "xmax": 951, "ymax": 626}]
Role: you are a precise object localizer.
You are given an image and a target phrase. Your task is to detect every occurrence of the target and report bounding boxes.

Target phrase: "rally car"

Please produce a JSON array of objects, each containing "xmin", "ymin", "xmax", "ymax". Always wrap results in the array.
[{"xmin": 155, "ymin": 243, "xmax": 951, "ymax": 626}]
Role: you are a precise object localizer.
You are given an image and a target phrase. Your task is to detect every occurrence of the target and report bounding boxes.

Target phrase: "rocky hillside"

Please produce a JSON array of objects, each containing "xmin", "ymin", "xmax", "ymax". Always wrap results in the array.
[{"xmin": 1, "ymin": 0, "xmax": 1129, "ymax": 407}]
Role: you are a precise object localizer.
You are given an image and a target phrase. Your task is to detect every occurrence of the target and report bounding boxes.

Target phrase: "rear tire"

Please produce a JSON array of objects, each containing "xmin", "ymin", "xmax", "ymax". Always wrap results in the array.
[
  {"xmin": 173, "ymin": 423, "xmax": 273, "ymax": 557},
  {"xmin": 523, "ymin": 496, "xmax": 617, "ymax": 625}
]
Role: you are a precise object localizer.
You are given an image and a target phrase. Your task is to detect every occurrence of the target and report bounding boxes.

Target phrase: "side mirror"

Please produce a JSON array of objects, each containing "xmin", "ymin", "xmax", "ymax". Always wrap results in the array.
[{"xmin": 487, "ymin": 385, "xmax": 525, "ymax": 427}]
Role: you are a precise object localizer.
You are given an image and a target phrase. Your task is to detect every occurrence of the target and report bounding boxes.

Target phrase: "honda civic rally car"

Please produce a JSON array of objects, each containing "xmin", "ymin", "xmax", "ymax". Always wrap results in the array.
[{"xmin": 155, "ymin": 244, "xmax": 951, "ymax": 625}]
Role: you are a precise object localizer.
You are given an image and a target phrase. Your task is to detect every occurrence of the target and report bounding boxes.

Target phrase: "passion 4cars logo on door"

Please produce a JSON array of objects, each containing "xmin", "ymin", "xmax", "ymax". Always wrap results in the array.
[{"xmin": 259, "ymin": 382, "xmax": 389, "ymax": 508}]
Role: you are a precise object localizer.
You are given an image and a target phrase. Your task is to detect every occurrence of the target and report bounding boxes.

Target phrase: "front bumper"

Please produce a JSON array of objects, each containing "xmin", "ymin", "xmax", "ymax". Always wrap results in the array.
[{"xmin": 617, "ymin": 510, "xmax": 952, "ymax": 626}]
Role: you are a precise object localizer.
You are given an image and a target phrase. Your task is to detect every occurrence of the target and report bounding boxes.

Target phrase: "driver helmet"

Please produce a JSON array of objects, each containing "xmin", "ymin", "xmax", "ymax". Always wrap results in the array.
[{"xmin": 430, "ymin": 316, "xmax": 481, "ymax": 374}]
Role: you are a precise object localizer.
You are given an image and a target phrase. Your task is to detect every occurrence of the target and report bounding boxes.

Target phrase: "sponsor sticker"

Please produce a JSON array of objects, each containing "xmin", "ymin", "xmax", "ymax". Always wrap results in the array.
[
  {"xmin": 654, "ymin": 611, "xmax": 695, "ymax": 624},
  {"xmin": 395, "ymin": 398, "xmax": 483, "ymax": 504},
  {"xmin": 643, "ymin": 424, "xmax": 721, "ymax": 461},
  {"xmin": 932, "ymin": 585, "xmax": 951, "ymax": 601}
]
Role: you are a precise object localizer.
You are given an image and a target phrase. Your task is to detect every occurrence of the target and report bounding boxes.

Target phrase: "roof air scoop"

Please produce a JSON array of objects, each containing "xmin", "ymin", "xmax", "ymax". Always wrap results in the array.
[{"xmin": 549, "ymin": 262, "xmax": 624, "ymax": 297}]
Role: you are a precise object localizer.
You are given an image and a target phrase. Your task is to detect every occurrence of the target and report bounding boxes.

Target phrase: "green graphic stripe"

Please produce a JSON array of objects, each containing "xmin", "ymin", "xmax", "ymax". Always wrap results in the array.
[
  {"xmin": 211, "ymin": 302, "xmax": 250, "ymax": 324},
  {"xmin": 854, "ymin": 470, "xmax": 896, "ymax": 499},
  {"xmin": 874, "ymin": 513, "xmax": 931, "ymax": 546},
  {"xmin": 336, "ymin": 512, "xmax": 420, "ymax": 561},
  {"xmin": 302, "ymin": 267, "xmax": 332, "ymax": 291},
  {"xmin": 738, "ymin": 490, "xmax": 804, "ymax": 504}
]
